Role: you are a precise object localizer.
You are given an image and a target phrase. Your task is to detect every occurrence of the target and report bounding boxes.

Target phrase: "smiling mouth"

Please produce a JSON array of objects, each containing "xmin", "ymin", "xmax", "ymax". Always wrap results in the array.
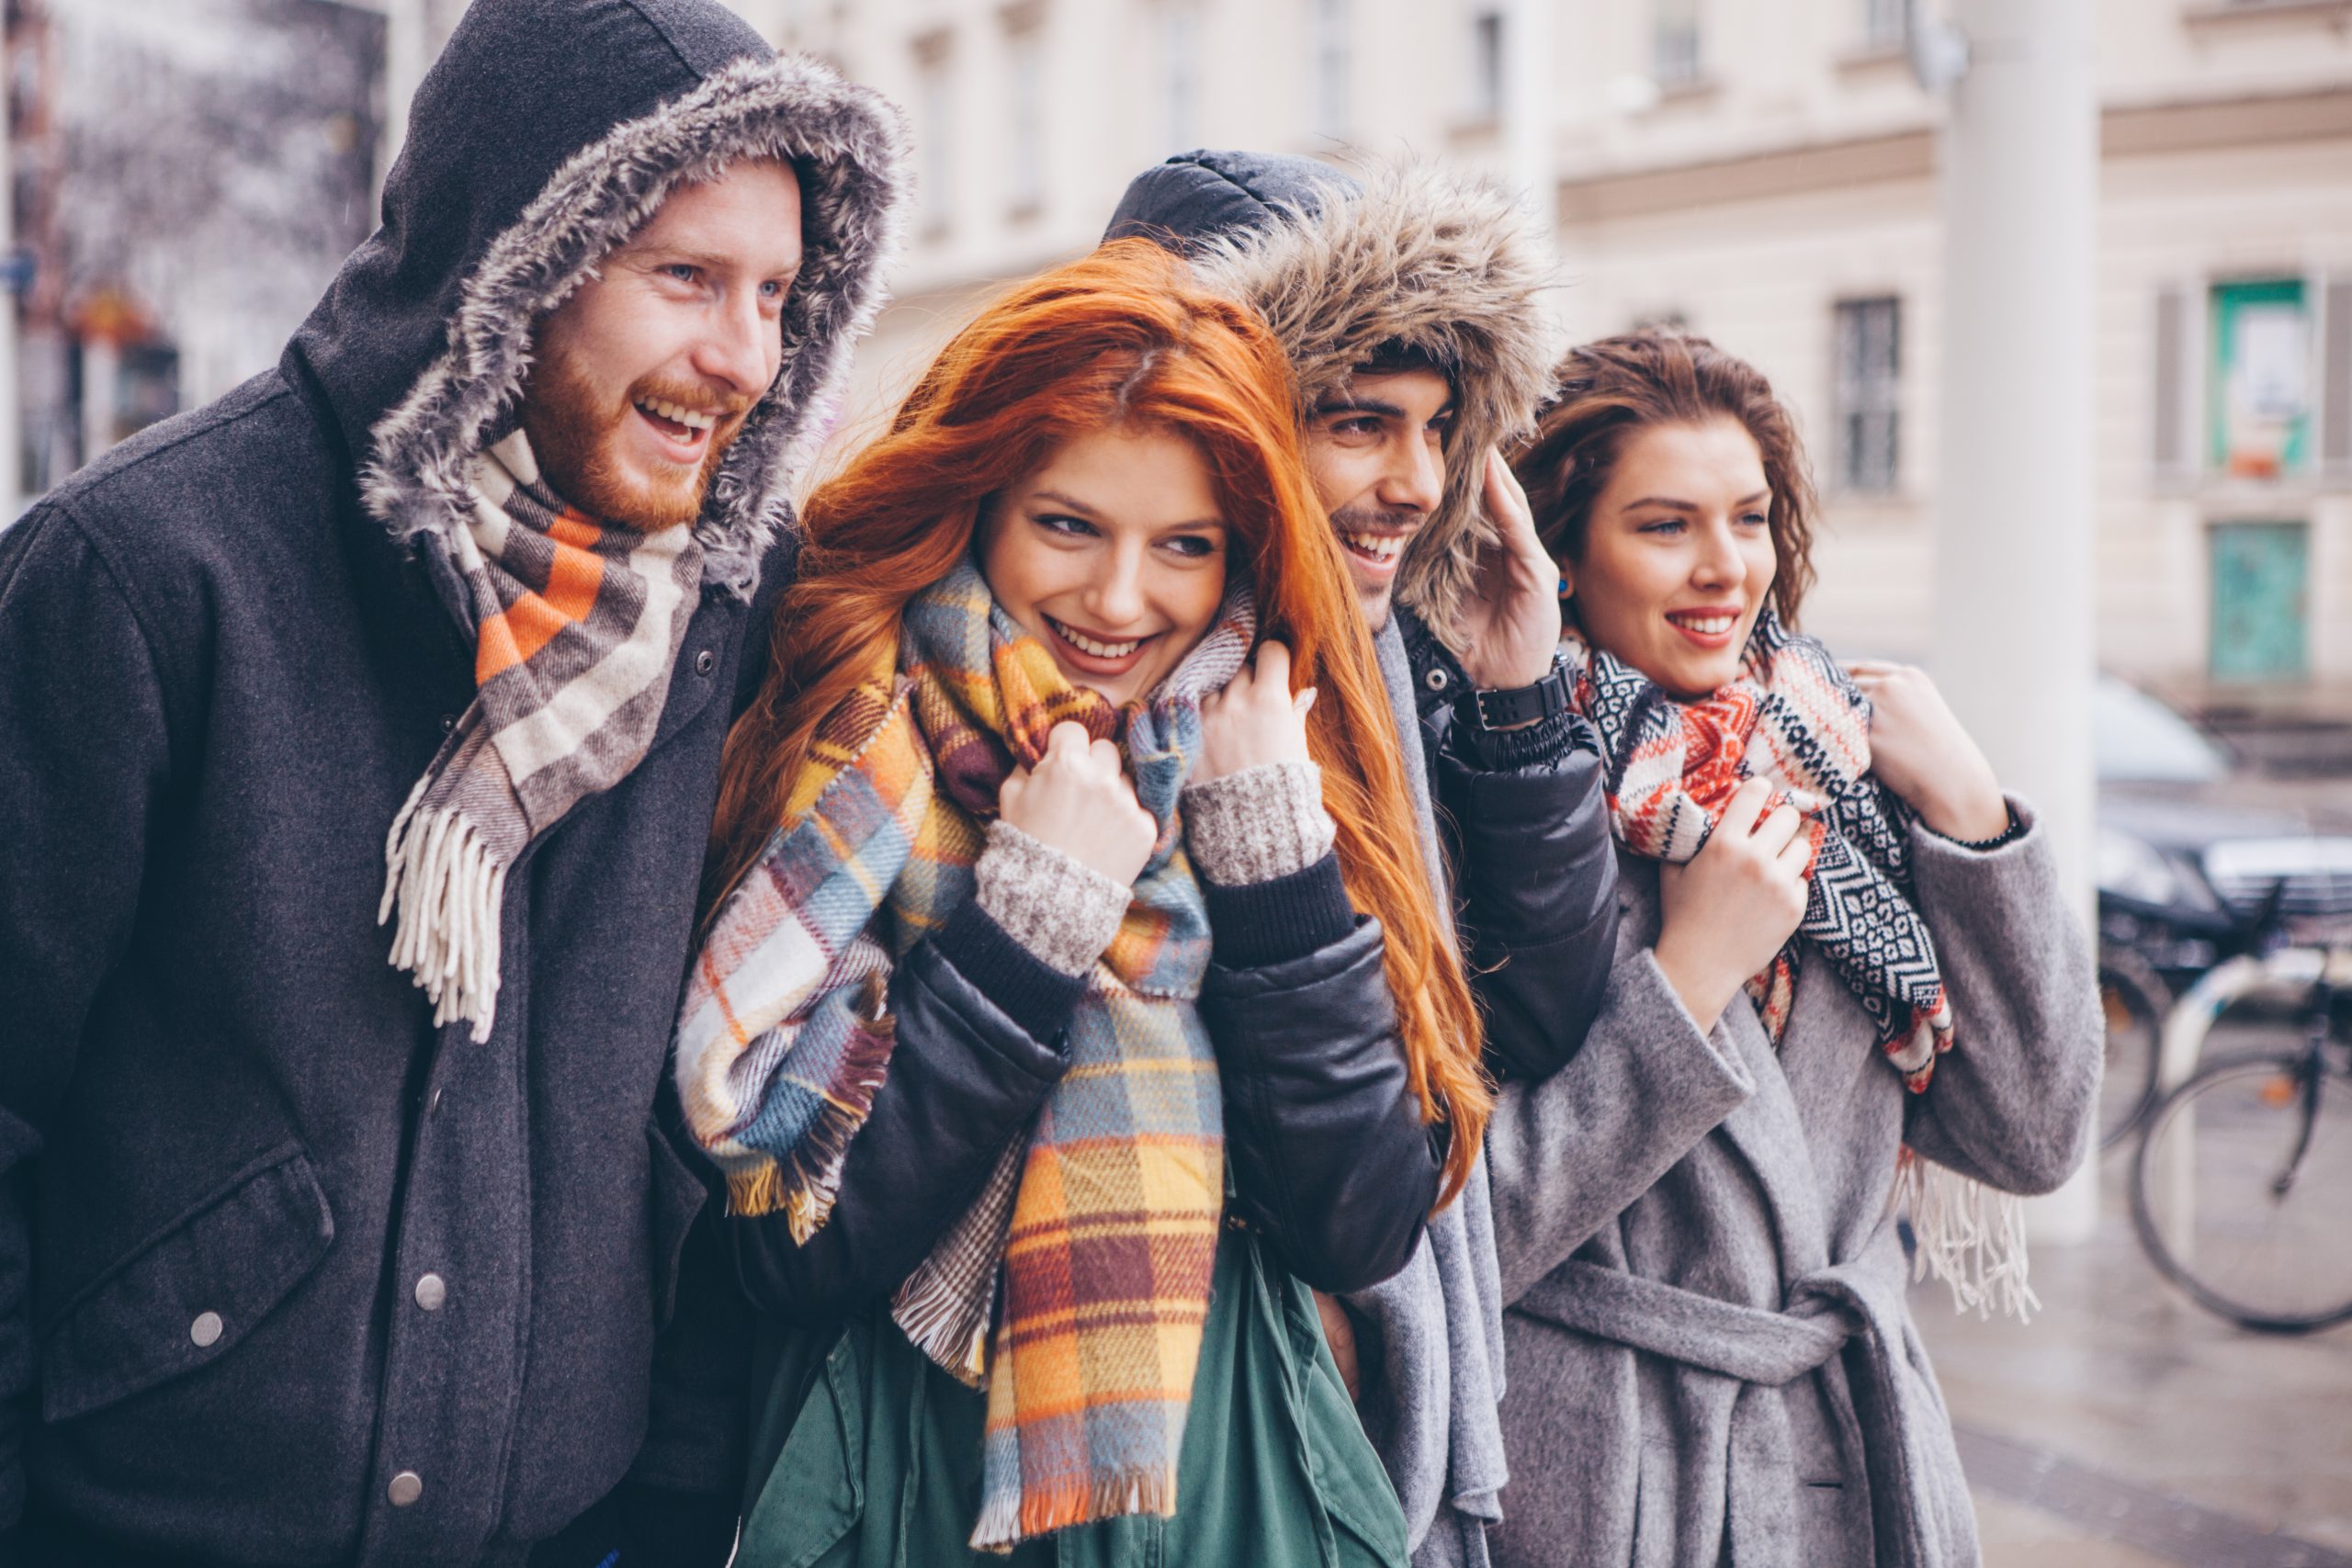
[
  {"xmin": 633, "ymin": 396, "xmax": 722, "ymax": 447},
  {"xmin": 1665, "ymin": 609, "xmax": 1741, "ymax": 639},
  {"xmin": 1044, "ymin": 615, "xmax": 1152, "ymax": 663},
  {"xmin": 1338, "ymin": 530, "xmax": 1411, "ymax": 568}
]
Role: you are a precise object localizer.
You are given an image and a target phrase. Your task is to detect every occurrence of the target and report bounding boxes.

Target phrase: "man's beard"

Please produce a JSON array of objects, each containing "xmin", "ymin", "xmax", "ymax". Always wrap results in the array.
[{"xmin": 518, "ymin": 351, "xmax": 752, "ymax": 531}]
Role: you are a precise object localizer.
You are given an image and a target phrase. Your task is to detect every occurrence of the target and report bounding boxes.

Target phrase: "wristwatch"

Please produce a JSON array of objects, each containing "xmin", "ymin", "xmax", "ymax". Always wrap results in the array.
[{"xmin": 1470, "ymin": 655, "xmax": 1573, "ymax": 731}]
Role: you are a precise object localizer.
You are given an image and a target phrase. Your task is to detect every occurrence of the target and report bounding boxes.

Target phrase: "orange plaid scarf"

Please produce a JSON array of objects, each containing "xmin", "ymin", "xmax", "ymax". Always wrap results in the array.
[
  {"xmin": 678, "ymin": 558, "xmax": 1249, "ymax": 1547},
  {"xmin": 380, "ymin": 431, "xmax": 702, "ymax": 1041}
]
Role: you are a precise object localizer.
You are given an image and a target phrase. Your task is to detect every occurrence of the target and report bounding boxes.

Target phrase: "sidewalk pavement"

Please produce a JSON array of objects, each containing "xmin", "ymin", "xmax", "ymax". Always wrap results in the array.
[{"xmin": 1913, "ymin": 1153, "xmax": 2352, "ymax": 1567}]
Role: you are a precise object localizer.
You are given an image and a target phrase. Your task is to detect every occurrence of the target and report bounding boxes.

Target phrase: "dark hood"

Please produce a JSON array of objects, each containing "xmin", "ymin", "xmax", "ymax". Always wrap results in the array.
[
  {"xmin": 1104, "ymin": 149, "xmax": 1359, "ymax": 252},
  {"xmin": 286, "ymin": 0, "xmax": 908, "ymax": 600}
]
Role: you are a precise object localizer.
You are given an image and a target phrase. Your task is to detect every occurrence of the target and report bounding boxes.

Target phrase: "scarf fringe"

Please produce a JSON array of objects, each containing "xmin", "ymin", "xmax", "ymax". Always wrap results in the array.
[
  {"xmin": 379, "ymin": 787, "xmax": 507, "ymax": 1044},
  {"xmin": 894, "ymin": 1267, "xmax": 995, "ymax": 1389},
  {"xmin": 718, "ymin": 1014, "xmax": 895, "ymax": 1232},
  {"xmin": 968, "ymin": 1468, "xmax": 1179, "ymax": 1554},
  {"xmin": 1896, "ymin": 1150, "xmax": 2040, "ymax": 1323}
]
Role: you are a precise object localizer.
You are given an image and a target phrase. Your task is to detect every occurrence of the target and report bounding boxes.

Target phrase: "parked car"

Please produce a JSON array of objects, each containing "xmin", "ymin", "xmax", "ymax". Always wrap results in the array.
[{"xmin": 2097, "ymin": 674, "xmax": 2352, "ymax": 991}]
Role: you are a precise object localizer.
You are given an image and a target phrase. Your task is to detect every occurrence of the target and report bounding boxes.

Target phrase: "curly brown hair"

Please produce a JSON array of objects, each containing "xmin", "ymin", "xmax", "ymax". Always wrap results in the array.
[{"xmin": 1511, "ymin": 331, "xmax": 1818, "ymax": 626}]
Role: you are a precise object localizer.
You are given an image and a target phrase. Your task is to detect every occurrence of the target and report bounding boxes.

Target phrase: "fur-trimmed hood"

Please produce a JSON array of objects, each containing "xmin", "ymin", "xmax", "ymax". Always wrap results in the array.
[
  {"xmin": 1107, "ymin": 153, "xmax": 1557, "ymax": 644},
  {"xmin": 287, "ymin": 0, "xmax": 908, "ymax": 601}
]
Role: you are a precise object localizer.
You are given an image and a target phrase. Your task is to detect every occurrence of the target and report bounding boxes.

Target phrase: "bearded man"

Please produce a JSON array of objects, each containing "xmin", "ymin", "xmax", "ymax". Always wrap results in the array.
[
  {"xmin": 1107, "ymin": 153, "xmax": 1620, "ymax": 1568},
  {"xmin": 0, "ymin": 2, "xmax": 903, "ymax": 1562}
]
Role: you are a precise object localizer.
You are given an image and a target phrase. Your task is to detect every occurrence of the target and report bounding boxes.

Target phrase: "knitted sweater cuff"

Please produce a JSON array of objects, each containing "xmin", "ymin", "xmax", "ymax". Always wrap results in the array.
[
  {"xmin": 973, "ymin": 820, "xmax": 1131, "ymax": 977},
  {"xmin": 1180, "ymin": 761, "xmax": 1336, "ymax": 887},
  {"xmin": 932, "ymin": 901, "xmax": 1091, "ymax": 1043},
  {"xmin": 1203, "ymin": 854, "xmax": 1357, "ymax": 969}
]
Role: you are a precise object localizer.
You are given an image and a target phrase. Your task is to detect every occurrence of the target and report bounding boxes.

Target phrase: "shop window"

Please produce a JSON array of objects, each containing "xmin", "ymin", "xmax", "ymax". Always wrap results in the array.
[
  {"xmin": 1466, "ymin": 8, "xmax": 1503, "ymax": 122},
  {"xmin": 2208, "ymin": 521, "xmax": 2310, "ymax": 682},
  {"xmin": 2209, "ymin": 278, "xmax": 2308, "ymax": 479},
  {"xmin": 1005, "ymin": 25, "xmax": 1046, "ymax": 218},
  {"xmin": 1833, "ymin": 296, "xmax": 1901, "ymax": 492}
]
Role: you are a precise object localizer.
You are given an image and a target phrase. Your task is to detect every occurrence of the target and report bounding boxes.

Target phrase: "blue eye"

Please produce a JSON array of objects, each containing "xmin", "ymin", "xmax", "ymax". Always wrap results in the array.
[
  {"xmin": 1737, "ymin": 511, "xmax": 1770, "ymax": 527},
  {"xmin": 1638, "ymin": 517, "xmax": 1686, "ymax": 536},
  {"xmin": 1034, "ymin": 513, "xmax": 1095, "ymax": 538},
  {"xmin": 1163, "ymin": 534, "xmax": 1221, "ymax": 559}
]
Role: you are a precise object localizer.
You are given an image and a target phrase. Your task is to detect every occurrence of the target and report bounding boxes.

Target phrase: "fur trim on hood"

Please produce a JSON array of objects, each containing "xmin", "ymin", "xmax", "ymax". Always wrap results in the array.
[
  {"xmin": 360, "ymin": 51, "xmax": 908, "ymax": 601},
  {"xmin": 1184, "ymin": 162, "xmax": 1558, "ymax": 645}
]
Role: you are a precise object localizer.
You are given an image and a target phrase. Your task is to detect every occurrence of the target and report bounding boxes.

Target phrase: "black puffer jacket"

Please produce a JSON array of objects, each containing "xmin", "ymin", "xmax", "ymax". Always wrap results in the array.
[
  {"xmin": 0, "ymin": 4, "xmax": 903, "ymax": 1563},
  {"xmin": 728, "ymin": 848, "xmax": 1432, "ymax": 1426}
]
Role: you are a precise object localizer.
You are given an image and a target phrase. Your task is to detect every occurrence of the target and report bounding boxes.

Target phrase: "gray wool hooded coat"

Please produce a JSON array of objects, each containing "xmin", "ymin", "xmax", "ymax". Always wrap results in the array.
[{"xmin": 1484, "ymin": 801, "xmax": 2102, "ymax": 1568}]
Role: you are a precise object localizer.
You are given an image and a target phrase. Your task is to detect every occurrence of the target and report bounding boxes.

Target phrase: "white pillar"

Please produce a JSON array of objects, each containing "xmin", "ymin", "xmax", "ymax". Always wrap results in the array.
[
  {"xmin": 1502, "ymin": 0, "xmax": 1556, "ymax": 262},
  {"xmin": 1931, "ymin": 0, "xmax": 2100, "ymax": 1242}
]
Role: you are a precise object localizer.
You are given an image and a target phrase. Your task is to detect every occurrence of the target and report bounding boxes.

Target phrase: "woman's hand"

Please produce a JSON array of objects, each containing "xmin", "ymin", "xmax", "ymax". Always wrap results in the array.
[
  {"xmin": 1453, "ymin": 450, "xmax": 1564, "ymax": 693},
  {"xmin": 1653, "ymin": 776, "xmax": 1814, "ymax": 1027},
  {"xmin": 998, "ymin": 720, "xmax": 1157, "ymax": 886},
  {"xmin": 1193, "ymin": 641, "xmax": 1315, "ymax": 785},
  {"xmin": 1843, "ymin": 660, "xmax": 2008, "ymax": 842}
]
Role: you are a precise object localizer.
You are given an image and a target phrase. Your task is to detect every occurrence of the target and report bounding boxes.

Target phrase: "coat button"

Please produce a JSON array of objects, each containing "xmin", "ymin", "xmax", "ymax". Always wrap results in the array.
[
  {"xmin": 189, "ymin": 1311, "xmax": 223, "ymax": 1348},
  {"xmin": 438, "ymin": 713, "xmax": 458, "ymax": 733},
  {"xmin": 1424, "ymin": 667, "xmax": 1449, "ymax": 691},
  {"xmin": 414, "ymin": 1273, "xmax": 447, "ymax": 1312},
  {"xmin": 388, "ymin": 1471, "xmax": 424, "ymax": 1506},
  {"xmin": 694, "ymin": 649, "xmax": 717, "ymax": 676}
]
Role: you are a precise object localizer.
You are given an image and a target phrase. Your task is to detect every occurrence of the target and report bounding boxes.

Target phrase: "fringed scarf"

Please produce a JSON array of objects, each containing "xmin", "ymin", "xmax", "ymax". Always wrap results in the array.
[
  {"xmin": 676, "ymin": 556, "xmax": 1250, "ymax": 1548},
  {"xmin": 1566, "ymin": 609, "xmax": 2035, "ymax": 1320},
  {"xmin": 379, "ymin": 431, "xmax": 702, "ymax": 1042}
]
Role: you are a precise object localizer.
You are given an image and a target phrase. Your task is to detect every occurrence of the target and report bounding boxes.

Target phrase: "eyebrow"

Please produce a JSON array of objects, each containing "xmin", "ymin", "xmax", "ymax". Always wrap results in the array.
[
  {"xmin": 1623, "ymin": 490, "xmax": 1771, "ymax": 511},
  {"xmin": 1029, "ymin": 490, "xmax": 1227, "ymax": 531},
  {"xmin": 1312, "ymin": 396, "xmax": 1457, "ymax": 423}
]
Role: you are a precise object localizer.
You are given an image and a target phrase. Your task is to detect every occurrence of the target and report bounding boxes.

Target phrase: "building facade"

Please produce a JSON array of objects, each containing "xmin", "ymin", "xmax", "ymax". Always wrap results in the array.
[{"xmin": 768, "ymin": 0, "xmax": 2352, "ymax": 714}]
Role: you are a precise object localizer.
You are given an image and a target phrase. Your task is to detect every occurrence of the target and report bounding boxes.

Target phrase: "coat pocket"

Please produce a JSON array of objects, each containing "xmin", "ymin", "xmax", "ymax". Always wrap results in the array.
[
  {"xmin": 646, "ymin": 1120, "xmax": 710, "ymax": 1331},
  {"xmin": 40, "ymin": 1144, "xmax": 334, "ymax": 1424}
]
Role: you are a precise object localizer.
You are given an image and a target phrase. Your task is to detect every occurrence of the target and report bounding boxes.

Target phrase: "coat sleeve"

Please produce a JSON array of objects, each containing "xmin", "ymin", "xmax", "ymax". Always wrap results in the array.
[
  {"xmin": 726, "ymin": 918, "xmax": 1070, "ymax": 1325},
  {"xmin": 0, "ymin": 507, "xmax": 177, "ymax": 1529},
  {"xmin": 1434, "ymin": 714, "xmax": 1622, "ymax": 1085},
  {"xmin": 1899, "ymin": 799, "xmax": 2104, "ymax": 1195},
  {"xmin": 1198, "ymin": 882, "xmax": 1442, "ymax": 1296},
  {"xmin": 1483, "ymin": 938, "xmax": 1758, "ymax": 1306}
]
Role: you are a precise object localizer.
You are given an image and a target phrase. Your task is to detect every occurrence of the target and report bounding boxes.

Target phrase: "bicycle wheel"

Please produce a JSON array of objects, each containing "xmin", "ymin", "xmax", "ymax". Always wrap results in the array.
[
  {"xmin": 2131, "ymin": 1051, "xmax": 2352, "ymax": 1333},
  {"xmin": 2097, "ymin": 950, "xmax": 2168, "ymax": 1150}
]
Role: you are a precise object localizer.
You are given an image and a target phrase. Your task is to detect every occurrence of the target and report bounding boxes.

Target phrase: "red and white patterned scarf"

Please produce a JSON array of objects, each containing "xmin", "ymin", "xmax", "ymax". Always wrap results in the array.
[{"xmin": 1567, "ymin": 609, "xmax": 2036, "ymax": 1319}]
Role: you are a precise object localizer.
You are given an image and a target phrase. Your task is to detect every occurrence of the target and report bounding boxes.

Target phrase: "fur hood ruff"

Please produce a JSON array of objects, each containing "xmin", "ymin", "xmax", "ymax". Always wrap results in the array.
[
  {"xmin": 361, "ymin": 51, "xmax": 907, "ymax": 600},
  {"xmin": 1185, "ymin": 163, "xmax": 1559, "ymax": 646}
]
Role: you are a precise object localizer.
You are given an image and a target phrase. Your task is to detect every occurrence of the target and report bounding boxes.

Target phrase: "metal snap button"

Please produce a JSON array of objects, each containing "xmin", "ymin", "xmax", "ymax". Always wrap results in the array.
[
  {"xmin": 1424, "ymin": 667, "xmax": 1449, "ymax": 691},
  {"xmin": 414, "ymin": 1273, "xmax": 447, "ymax": 1312},
  {"xmin": 438, "ymin": 713, "xmax": 458, "ymax": 733},
  {"xmin": 189, "ymin": 1311, "xmax": 223, "ymax": 1348},
  {"xmin": 388, "ymin": 1471, "xmax": 424, "ymax": 1506},
  {"xmin": 694, "ymin": 649, "xmax": 717, "ymax": 676}
]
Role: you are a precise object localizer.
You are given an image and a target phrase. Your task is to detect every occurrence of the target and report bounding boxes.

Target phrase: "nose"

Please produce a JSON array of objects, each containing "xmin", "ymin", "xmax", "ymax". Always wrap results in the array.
[
  {"xmin": 1085, "ymin": 540, "xmax": 1148, "ymax": 627},
  {"xmin": 1691, "ymin": 517, "xmax": 1746, "ymax": 591},
  {"xmin": 1376, "ymin": 431, "xmax": 1445, "ymax": 516},
  {"xmin": 690, "ymin": 288, "xmax": 778, "ymax": 400}
]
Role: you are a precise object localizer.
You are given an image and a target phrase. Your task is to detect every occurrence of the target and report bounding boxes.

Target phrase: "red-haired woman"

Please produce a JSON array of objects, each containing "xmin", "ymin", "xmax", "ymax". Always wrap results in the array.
[
  {"xmin": 1484, "ymin": 332, "xmax": 2101, "ymax": 1567},
  {"xmin": 673, "ymin": 240, "xmax": 1485, "ymax": 1563}
]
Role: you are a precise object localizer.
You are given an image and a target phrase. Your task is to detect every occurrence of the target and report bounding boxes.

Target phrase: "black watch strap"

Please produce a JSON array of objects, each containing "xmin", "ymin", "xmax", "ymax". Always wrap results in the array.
[{"xmin": 1471, "ymin": 657, "xmax": 1573, "ymax": 730}]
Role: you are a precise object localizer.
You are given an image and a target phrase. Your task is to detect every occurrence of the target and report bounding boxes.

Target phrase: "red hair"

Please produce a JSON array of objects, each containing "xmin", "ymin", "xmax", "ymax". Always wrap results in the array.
[{"xmin": 709, "ymin": 239, "xmax": 1489, "ymax": 1205}]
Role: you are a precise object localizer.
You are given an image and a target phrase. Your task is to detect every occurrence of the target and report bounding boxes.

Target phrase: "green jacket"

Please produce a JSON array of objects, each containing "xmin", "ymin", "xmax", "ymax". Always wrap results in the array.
[{"xmin": 739, "ymin": 1230, "xmax": 1408, "ymax": 1567}]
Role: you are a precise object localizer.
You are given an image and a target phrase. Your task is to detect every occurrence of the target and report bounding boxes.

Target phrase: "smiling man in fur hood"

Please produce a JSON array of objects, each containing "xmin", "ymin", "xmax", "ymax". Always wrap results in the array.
[
  {"xmin": 0, "ymin": 2, "xmax": 903, "ymax": 1562},
  {"xmin": 1105, "ymin": 152, "xmax": 1621, "ymax": 1567}
]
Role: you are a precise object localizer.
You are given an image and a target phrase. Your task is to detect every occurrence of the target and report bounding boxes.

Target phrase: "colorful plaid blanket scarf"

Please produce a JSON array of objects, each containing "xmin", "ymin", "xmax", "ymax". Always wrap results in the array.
[
  {"xmin": 676, "ymin": 555, "xmax": 1250, "ymax": 1548},
  {"xmin": 1567, "ymin": 609, "xmax": 2038, "ymax": 1319},
  {"xmin": 380, "ymin": 431, "xmax": 702, "ymax": 1043}
]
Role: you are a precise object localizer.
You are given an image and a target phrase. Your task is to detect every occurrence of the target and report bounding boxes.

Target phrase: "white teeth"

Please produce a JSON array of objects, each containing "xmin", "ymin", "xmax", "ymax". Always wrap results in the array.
[
  {"xmin": 1671, "ymin": 614, "xmax": 1736, "ymax": 635},
  {"xmin": 1340, "ymin": 531, "xmax": 1405, "ymax": 561},
  {"xmin": 638, "ymin": 398, "xmax": 717, "ymax": 433},
  {"xmin": 1048, "ymin": 618, "xmax": 1143, "ymax": 659}
]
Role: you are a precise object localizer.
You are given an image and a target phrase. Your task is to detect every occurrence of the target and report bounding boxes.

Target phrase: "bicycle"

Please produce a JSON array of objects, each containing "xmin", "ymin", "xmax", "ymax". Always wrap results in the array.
[
  {"xmin": 2128, "ymin": 909, "xmax": 2352, "ymax": 1334},
  {"xmin": 2095, "ymin": 943, "xmax": 2169, "ymax": 1150}
]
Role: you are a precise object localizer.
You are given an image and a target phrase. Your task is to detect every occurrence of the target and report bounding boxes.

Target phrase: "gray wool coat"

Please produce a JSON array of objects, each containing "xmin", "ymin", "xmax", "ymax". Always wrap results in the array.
[{"xmin": 1484, "ymin": 801, "xmax": 2101, "ymax": 1568}]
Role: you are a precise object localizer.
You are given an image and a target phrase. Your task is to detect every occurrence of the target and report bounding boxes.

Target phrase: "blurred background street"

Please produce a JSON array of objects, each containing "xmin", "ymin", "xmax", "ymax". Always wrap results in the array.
[{"xmin": 9, "ymin": 0, "xmax": 2351, "ymax": 1560}]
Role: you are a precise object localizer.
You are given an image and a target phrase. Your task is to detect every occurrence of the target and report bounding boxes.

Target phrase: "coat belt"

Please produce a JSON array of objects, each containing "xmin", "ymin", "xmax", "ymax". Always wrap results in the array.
[{"xmin": 1512, "ymin": 1261, "xmax": 1861, "ymax": 1386}]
